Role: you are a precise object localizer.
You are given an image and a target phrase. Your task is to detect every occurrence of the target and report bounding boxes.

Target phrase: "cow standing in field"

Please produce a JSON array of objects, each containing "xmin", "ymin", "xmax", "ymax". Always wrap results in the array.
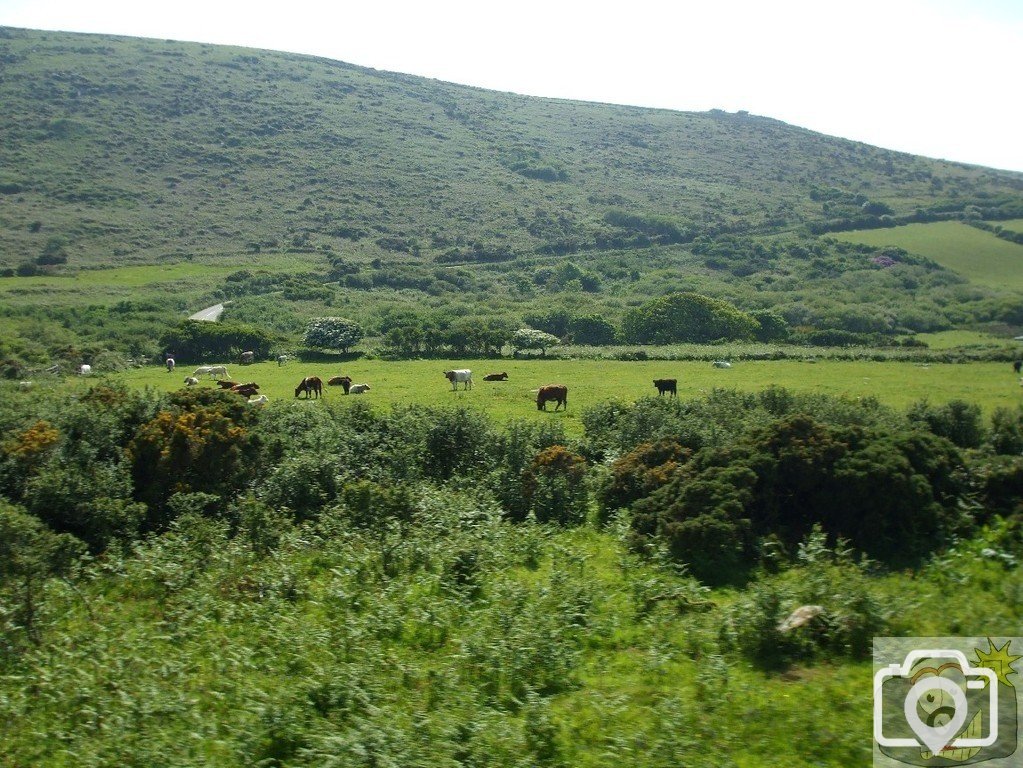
[
  {"xmin": 240, "ymin": 351, "xmax": 255, "ymax": 365},
  {"xmin": 295, "ymin": 376, "xmax": 323, "ymax": 399},
  {"xmin": 444, "ymin": 369, "xmax": 473, "ymax": 390},
  {"xmin": 1014, "ymin": 360, "xmax": 1022, "ymax": 375},
  {"xmin": 166, "ymin": 358, "xmax": 175, "ymax": 373},
  {"xmin": 536, "ymin": 384, "xmax": 568, "ymax": 411},
  {"xmin": 653, "ymin": 378, "xmax": 677, "ymax": 397}
]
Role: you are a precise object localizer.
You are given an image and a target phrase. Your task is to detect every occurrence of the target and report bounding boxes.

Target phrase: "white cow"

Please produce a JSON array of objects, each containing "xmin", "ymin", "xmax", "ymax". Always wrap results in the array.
[
  {"xmin": 444, "ymin": 369, "xmax": 473, "ymax": 391},
  {"xmin": 348, "ymin": 383, "xmax": 371, "ymax": 394},
  {"xmin": 193, "ymin": 366, "xmax": 213, "ymax": 378},
  {"xmin": 247, "ymin": 394, "xmax": 269, "ymax": 406},
  {"xmin": 184, "ymin": 376, "xmax": 200, "ymax": 386},
  {"xmin": 166, "ymin": 358, "xmax": 175, "ymax": 373},
  {"xmin": 78, "ymin": 364, "xmax": 92, "ymax": 376},
  {"xmin": 712, "ymin": 360, "xmax": 732, "ymax": 369},
  {"xmin": 207, "ymin": 365, "xmax": 228, "ymax": 379}
]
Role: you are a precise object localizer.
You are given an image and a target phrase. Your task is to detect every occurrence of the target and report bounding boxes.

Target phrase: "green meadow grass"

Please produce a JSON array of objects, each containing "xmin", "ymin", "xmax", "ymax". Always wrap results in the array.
[
  {"xmin": 911, "ymin": 329, "xmax": 1017, "ymax": 349},
  {"xmin": 997, "ymin": 218, "xmax": 1023, "ymax": 232},
  {"xmin": 0, "ymin": 254, "xmax": 322, "ymax": 305},
  {"xmin": 99, "ymin": 357, "xmax": 1023, "ymax": 434},
  {"xmin": 833, "ymin": 221, "xmax": 1023, "ymax": 289}
]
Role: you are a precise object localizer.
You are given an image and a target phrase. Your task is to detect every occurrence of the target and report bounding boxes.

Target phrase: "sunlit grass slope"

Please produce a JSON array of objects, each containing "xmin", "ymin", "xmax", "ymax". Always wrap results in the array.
[{"xmin": 834, "ymin": 221, "xmax": 1023, "ymax": 289}]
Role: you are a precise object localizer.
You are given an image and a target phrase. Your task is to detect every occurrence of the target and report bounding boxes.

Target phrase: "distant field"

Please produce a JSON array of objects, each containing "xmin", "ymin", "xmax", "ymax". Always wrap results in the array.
[
  {"xmin": 911, "ymin": 330, "xmax": 1015, "ymax": 349},
  {"xmin": 23, "ymin": 358, "xmax": 1018, "ymax": 435},
  {"xmin": 0, "ymin": 254, "xmax": 322, "ymax": 307},
  {"xmin": 834, "ymin": 221, "xmax": 1023, "ymax": 289},
  {"xmin": 998, "ymin": 218, "xmax": 1023, "ymax": 233}
]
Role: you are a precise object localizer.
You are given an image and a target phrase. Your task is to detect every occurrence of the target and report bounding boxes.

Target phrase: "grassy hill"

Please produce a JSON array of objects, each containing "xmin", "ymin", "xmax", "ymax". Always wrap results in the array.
[
  {"xmin": 1, "ymin": 26, "xmax": 1021, "ymax": 271},
  {"xmin": 1, "ymin": 26, "xmax": 1023, "ymax": 367},
  {"xmin": 834, "ymin": 221, "xmax": 1023, "ymax": 290}
]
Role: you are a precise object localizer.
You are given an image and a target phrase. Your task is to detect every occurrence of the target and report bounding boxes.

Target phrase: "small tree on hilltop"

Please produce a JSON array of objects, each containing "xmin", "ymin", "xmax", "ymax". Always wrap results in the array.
[
  {"xmin": 513, "ymin": 328, "xmax": 560, "ymax": 356},
  {"xmin": 303, "ymin": 317, "xmax": 364, "ymax": 354}
]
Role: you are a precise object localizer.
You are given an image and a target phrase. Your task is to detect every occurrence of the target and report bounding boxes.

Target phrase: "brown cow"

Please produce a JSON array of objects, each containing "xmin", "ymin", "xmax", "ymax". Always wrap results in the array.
[
  {"xmin": 328, "ymin": 375, "xmax": 352, "ymax": 394},
  {"xmin": 653, "ymin": 378, "xmax": 677, "ymax": 397},
  {"xmin": 483, "ymin": 372, "xmax": 509, "ymax": 381},
  {"xmin": 295, "ymin": 376, "xmax": 323, "ymax": 399},
  {"xmin": 536, "ymin": 384, "xmax": 568, "ymax": 411},
  {"xmin": 231, "ymin": 383, "xmax": 260, "ymax": 398},
  {"xmin": 217, "ymin": 380, "xmax": 241, "ymax": 389}
]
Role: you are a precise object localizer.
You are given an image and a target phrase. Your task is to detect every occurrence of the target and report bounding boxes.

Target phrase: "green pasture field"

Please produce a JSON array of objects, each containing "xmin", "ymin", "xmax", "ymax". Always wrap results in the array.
[
  {"xmin": 997, "ymin": 218, "xmax": 1023, "ymax": 232},
  {"xmin": 910, "ymin": 329, "xmax": 1016, "ymax": 349},
  {"xmin": 89, "ymin": 357, "xmax": 1023, "ymax": 434},
  {"xmin": 0, "ymin": 253, "xmax": 323, "ymax": 306},
  {"xmin": 833, "ymin": 221, "xmax": 1023, "ymax": 289}
]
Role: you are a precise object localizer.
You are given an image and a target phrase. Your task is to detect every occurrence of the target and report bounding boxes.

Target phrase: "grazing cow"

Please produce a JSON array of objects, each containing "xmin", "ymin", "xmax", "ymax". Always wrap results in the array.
[
  {"xmin": 328, "ymin": 375, "xmax": 353, "ymax": 393},
  {"xmin": 712, "ymin": 360, "xmax": 732, "ymax": 369},
  {"xmin": 295, "ymin": 376, "xmax": 323, "ymax": 399},
  {"xmin": 166, "ymin": 357, "xmax": 175, "ymax": 373},
  {"xmin": 653, "ymin": 378, "xmax": 677, "ymax": 397},
  {"xmin": 348, "ymin": 383, "xmax": 371, "ymax": 394},
  {"xmin": 483, "ymin": 372, "xmax": 509, "ymax": 381},
  {"xmin": 247, "ymin": 394, "xmax": 269, "ymax": 406},
  {"xmin": 240, "ymin": 351, "xmax": 255, "ymax": 365},
  {"xmin": 444, "ymin": 369, "xmax": 473, "ymax": 390},
  {"xmin": 193, "ymin": 366, "xmax": 213, "ymax": 378},
  {"xmin": 1014, "ymin": 360, "xmax": 1022, "ymax": 374},
  {"xmin": 184, "ymin": 376, "xmax": 200, "ymax": 386},
  {"xmin": 216, "ymin": 380, "xmax": 241, "ymax": 389},
  {"xmin": 207, "ymin": 365, "xmax": 229, "ymax": 379},
  {"xmin": 78, "ymin": 364, "xmax": 92, "ymax": 376},
  {"xmin": 277, "ymin": 354, "xmax": 288, "ymax": 366},
  {"xmin": 536, "ymin": 384, "xmax": 568, "ymax": 412}
]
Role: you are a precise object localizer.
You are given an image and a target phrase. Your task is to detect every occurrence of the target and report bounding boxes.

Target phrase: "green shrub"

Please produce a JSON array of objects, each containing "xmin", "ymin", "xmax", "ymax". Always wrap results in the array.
[
  {"xmin": 907, "ymin": 398, "xmax": 984, "ymax": 448},
  {"xmin": 621, "ymin": 292, "xmax": 759, "ymax": 344},
  {"xmin": 521, "ymin": 445, "xmax": 589, "ymax": 525},
  {"xmin": 630, "ymin": 414, "xmax": 966, "ymax": 582},
  {"xmin": 989, "ymin": 405, "xmax": 1023, "ymax": 455},
  {"xmin": 599, "ymin": 437, "xmax": 690, "ymax": 520}
]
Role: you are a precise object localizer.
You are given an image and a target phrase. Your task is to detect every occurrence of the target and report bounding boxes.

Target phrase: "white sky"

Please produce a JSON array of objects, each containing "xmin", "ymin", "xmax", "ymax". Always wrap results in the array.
[{"xmin": 2, "ymin": 0, "xmax": 1021, "ymax": 172}]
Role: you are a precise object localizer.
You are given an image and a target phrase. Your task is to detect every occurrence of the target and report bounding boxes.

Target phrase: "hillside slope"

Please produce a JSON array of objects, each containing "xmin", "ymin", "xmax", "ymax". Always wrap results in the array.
[{"xmin": 1, "ymin": 26, "xmax": 1021, "ymax": 271}]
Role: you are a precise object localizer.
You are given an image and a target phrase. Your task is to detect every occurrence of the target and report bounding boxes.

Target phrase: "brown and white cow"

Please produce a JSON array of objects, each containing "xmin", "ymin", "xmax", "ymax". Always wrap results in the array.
[{"xmin": 295, "ymin": 376, "xmax": 323, "ymax": 399}]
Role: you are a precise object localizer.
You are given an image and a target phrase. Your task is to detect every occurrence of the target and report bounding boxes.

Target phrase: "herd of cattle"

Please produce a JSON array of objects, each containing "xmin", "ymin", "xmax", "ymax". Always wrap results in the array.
[{"xmin": 171, "ymin": 363, "xmax": 693, "ymax": 413}]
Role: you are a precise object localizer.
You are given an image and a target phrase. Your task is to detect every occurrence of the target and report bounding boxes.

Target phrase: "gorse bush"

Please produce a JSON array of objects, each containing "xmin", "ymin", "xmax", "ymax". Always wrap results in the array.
[
  {"xmin": 907, "ymin": 398, "xmax": 984, "ymax": 448},
  {"xmin": 627, "ymin": 412, "xmax": 967, "ymax": 583},
  {"xmin": 521, "ymin": 445, "xmax": 589, "ymax": 525}
]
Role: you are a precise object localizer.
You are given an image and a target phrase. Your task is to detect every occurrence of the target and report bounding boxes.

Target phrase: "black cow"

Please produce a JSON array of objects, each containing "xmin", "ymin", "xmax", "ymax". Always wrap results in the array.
[{"xmin": 653, "ymin": 378, "xmax": 677, "ymax": 397}]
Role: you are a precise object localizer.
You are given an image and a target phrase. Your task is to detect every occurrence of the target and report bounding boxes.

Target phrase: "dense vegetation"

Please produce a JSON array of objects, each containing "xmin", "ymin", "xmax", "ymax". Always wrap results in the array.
[
  {"xmin": 1, "ymin": 384, "xmax": 1021, "ymax": 764},
  {"xmin": 1, "ymin": 27, "xmax": 1022, "ymax": 374},
  {"xmin": 0, "ymin": 25, "xmax": 1022, "ymax": 765}
]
